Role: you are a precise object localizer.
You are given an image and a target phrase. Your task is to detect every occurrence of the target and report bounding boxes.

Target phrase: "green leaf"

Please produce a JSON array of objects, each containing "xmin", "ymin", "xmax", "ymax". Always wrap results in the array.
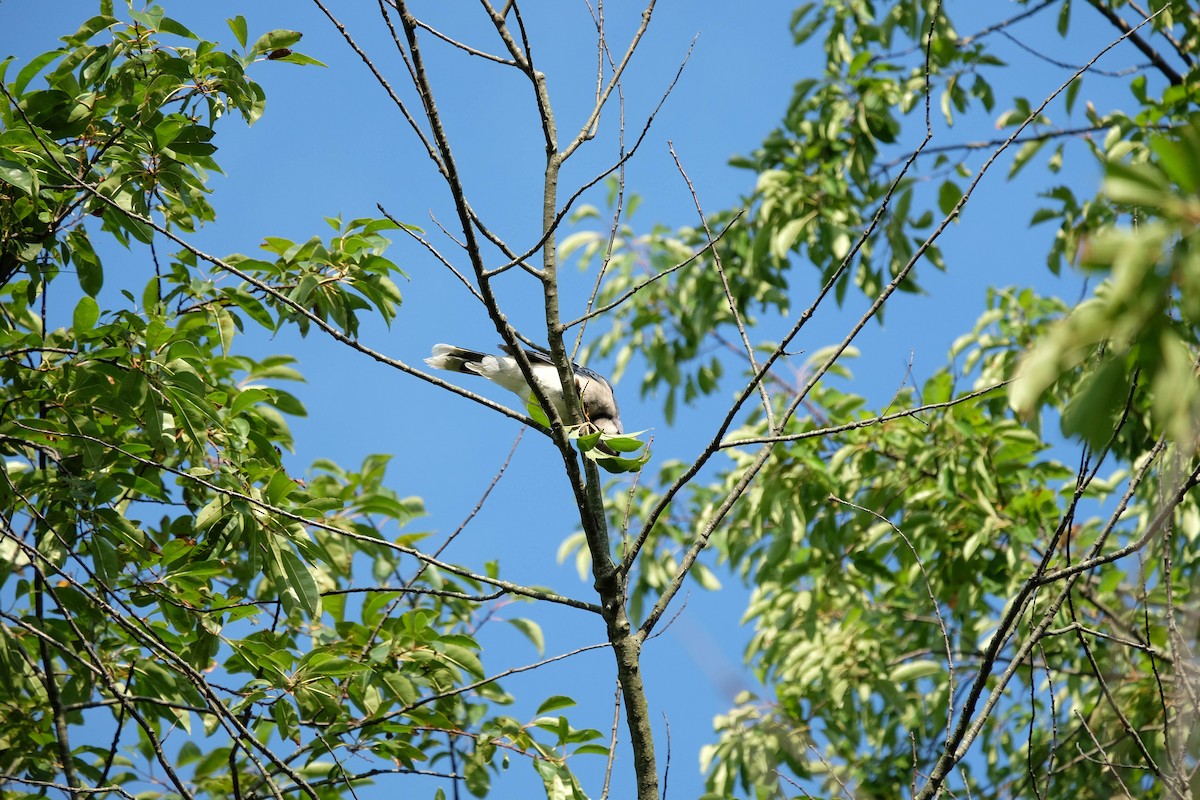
[
  {"xmin": 68, "ymin": 230, "xmax": 103, "ymax": 296},
  {"xmin": 65, "ymin": 15, "xmax": 118, "ymax": 45},
  {"xmin": 525, "ymin": 397, "xmax": 552, "ymax": 427},
  {"xmin": 597, "ymin": 431, "xmax": 649, "ymax": 453},
  {"xmin": 290, "ymin": 273, "xmax": 319, "ymax": 306},
  {"xmin": 1149, "ymin": 132, "xmax": 1200, "ymax": 194},
  {"xmin": 573, "ymin": 744, "xmax": 612, "ymax": 757},
  {"xmin": 158, "ymin": 17, "xmax": 199, "ymax": 39},
  {"xmin": 296, "ymin": 651, "xmax": 370, "ymax": 678},
  {"xmin": 536, "ymin": 695, "xmax": 577, "ymax": 715},
  {"xmin": 1008, "ymin": 138, "xmax": 1045, "ymax": 178},
  {"xmin": 463, "ymin": 754, "xmax": 489, "ymax": 797},
  {"xmin": 890, "ymin": 659, "xmax": 942, "ymax": 683},
  {"xmin": 250, "ymin": 29, "xmax": 304, "ymax": 57},
  {"xmin": 1060, "ymin": 357, "xmax": 1129, "ymax": 448},
  {"xmin": 153, "ymin": 115, "xmax": 188, "ymax": 149},
  {"xmin": 508, "ymin": 617, "xmax": 545, "ymax": 656},
  {"xmin": 690, "ymin": 562, "xmax": 722, "ymax": 591},
  {"xmin": 72, "ymin": 296, "xmax": 99, "ymax": 332},
  {"xmin": 272, "ymin": 699, "xmax": 300, "ymax": 744},
  {"xmin": 1064, "ymin": 76, "xmax": 1081, "ymax": 116},
  {"xmin": 266, "ymin": 470, "xmax": 297, "ymax": 505},
  {"xmin": 166, "ymin": 125, "xmax": 217, "ymax": 156},
  {"xmin": 89, "ymin": 532, "xmax": 119, "ymax": 586},
  {"xmin": 194, "ymin": 498, "xmax": 227, "ymax": 532},
  {"xmin": 1104, "ymin": 159, "xmax": 1169, "ymax": 207},
  {"xmin": 575, "ymin": 430, "xmax": 602, "ymax": 451},
  {"xmin": 14, "ymin": 49, "xmax": 63, "ymax": 94},
  {"xmin": 277, "ymin": 546, "xmax": 321, "ymax": 618},
  {"xmin": 1150, "ymin": 330, "xmax": 1200, "ymax": 446},
  {"xmin": 0, "ymin": 159, "xmax": 35, "ymax": 194},
  {"xmin": 228, "ymin": 15, "xmax": 249, "ymax": 48},
  {"xmin": 937, "ymin": 181, "xmax": 962, "ymax": 216},
  {"xmin": 1057, "ymin": 0, "xmax": 1072, "ymax": 35},
  {"xmin": 269, "ymin": 52, "xmax": 327, "ymax": 68},
  {"xmin": 588, "ymin": 447, "xmax": 652, "ymax": 474}
]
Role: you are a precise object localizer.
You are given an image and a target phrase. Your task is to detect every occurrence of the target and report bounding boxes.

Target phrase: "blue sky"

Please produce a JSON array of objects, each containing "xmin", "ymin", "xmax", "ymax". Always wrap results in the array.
[{"xmin": 1, "ymin": 1, "xmax": 1145, "ymax": 797}]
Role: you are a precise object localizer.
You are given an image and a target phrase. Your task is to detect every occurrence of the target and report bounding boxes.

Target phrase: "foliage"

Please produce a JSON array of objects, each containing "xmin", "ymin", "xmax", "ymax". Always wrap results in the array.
[
  {"xmin": 556, "ymin": 1, "xmax": 1200, "ymax": 800},
  {"xmin": 5, "ymin": 1, "xmax": 1200, "ymax": 800},
  {"xmin": 0, "ymin": 9, "xmax": 589, "ymax": 800},
  {"xmin": 1014, "ymin": 122, "xmax": 1200, "ymax": 449},
  {"xmin": 568, "ymin": 1, "xmax": 1200, "ymax": 798}
]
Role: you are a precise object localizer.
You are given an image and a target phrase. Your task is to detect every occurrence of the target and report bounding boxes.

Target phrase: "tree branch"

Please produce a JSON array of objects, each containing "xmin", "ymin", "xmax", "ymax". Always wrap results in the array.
[{"xmin": 1084, "ymin": 0, "xmax": 1183, "ymax": 85}]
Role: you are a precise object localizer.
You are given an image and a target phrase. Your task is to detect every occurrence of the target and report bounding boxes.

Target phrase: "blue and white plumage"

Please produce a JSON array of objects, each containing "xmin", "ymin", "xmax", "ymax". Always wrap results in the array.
[{"xmin": 425, "ymin": 344, "xmax": 623, "ymax": 435}]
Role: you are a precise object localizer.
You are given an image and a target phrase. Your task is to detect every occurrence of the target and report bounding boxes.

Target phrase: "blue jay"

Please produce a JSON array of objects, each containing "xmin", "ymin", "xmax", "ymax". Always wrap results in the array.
[{"xmin": 425, "ymin": 344, "xmax": 623, "ymax": 435}]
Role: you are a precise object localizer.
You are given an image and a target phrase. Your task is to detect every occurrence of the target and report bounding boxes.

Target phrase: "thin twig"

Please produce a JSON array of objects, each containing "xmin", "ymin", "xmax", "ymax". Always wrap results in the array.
[
  {"xmin": 10, "ymin": 419, "xmax": 600, "ymax": 613},
  {"xmin": 828, "ymin": 495, "xmax": 956, "ymax": 746},
  {"xmin": 720, "ymin": 381, "xmax": 1008, "ymax": 448},
  {"xmin": 311, "ymin": 0, "xmax": 445, "ymax": 174},
  {"xmin": 410, "ymin": 16, "xmax": 518, "ymax": 66},
  {"xmin": 599, "ymin": 679, "xmax": 621, "ymax": 800},
  {"xmin": 669, "ymin": 142, "xmax": 773, "ymax": 429},
  {"xmin": 565, "ymin": 214, "xmax": 743, "ymax": 328},
  {"xmin": 1074, "ymin": 710, "xmax": 1136, "ymax": 799},
  {"xmin": 377, "ymin": 203, "xmax": 486, "ymax": 304},
  {"xmin": 574, "ymin": 0, "xmax": 628, "ymax": 358},
  {"xmin": 374, "ymin": 641, "xmax": 610, "ymax": 723},
  {"xmin": 1084, "ymin": 0, "xmax": 1182, "ymax": 85},
  {"xmin": 482, "ymin": 32, "xmax": 695, "ymax": 281}
]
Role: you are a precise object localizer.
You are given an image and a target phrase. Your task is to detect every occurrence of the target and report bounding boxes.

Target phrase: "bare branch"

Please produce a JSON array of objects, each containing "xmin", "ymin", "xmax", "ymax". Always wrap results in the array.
[
  {"xmin": 574, "ymin": 0, "xmax": 629, "ymax": 358},
  {"xmin": 669, "ymin": 142, "xmax": 774, "ymax": 429},
  {"xmin": 892, "ymin": 123, "xmax": 1169, "ymax": 167},
  {"xmin": 1123, "ymin": 0, "xmax": 1193, "ymax": 66},
  {"xmin": 10, "ymin": 420, "xmax": 601, "ymax": 613},
  {"xmin": 998, "ymin": 29, "xmax": 1150, "ymax": 77},
  {"xmin": 720, "ymin": 381, "xmax": 1009, "ymax": 449},
  {"xmin": 410, "ymin": 14, "xmax": 518, "ymax": 66},
  {"xmin": 599, "ymin": 679, "xmax": 622, "ymax": 800},
  {"xmin": 565, "ymin": 213, "xmax": 744, "ymax": 329},
  {"xmin": 484, "ymin": 36, "xmax": 696, "ymax": 282},
  {"xmin": 562, "ymin": 1, "xmax": 658, "ymax": 162},
  {"xmin": 310, "ymin": 0, "xmax": 445, "ymax": 175},
  {"xmin": 1084, "ymin": 0, "xmax": 1183, "ymax": 85},
  {"xmin": 377, "ymin": 203, "xmax": 486, "ymax": 304},
  {"xmin": 828, "ymin": 495, "xmax": 956, "ymax": 745},
  {"xmin": 1074, "ymin": 710, "xmax": 1137, "ymax": 799}
]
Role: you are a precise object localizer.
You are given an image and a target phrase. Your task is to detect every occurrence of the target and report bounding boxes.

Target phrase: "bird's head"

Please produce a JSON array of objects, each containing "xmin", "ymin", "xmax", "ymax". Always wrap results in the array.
[{"xmin": 576, "ymin": 372, "xmax": 623, "ymax": 436}]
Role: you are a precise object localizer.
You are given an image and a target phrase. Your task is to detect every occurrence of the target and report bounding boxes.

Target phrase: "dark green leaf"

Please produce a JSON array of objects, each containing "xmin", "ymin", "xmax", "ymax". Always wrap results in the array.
[
  {"xmin": 65, "ymin": 15, "xmax": 118, "ymax": 45},
  {"xmin": 228, "ymin": 15, "xmax": 248, "ymax": 48},
  {"xmin": 68, "ymin": 230, "xmax": 103, "ymax": 296},
  {"xmin": 277, "ymin": 546, "xmax": 321, "ymax": 618},
  {"xmin": 937, "ymin": 181, "xmax": 962, "ymax": 216},
  {"xmin": 72, "ymin": 296, "xmax": 99, "ymax": 331},
  {"xmin": 536, "ymin": 695, "xmax": 577, "ymax": 715},
  {"xmin": 1064, "ymin": 76, "xmax": 1081, "ymax": 116},
  {"xmin": 269, "ymin": 52, "xmax": 327, "ymax": 68},
  {"xmin": 0, "ymin": 159, "xmax": 35, "ymax": 194},
  {"xmin": 14, "ymin": 49, "xmax": 63, "ymax": 94},
  {"xmin": 158, "ymin": 17, "xmax": 199, "ymax": 39}
]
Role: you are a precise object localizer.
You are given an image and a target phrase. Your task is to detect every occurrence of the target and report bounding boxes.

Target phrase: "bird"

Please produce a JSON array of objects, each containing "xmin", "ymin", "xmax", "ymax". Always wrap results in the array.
[{"xmin": 425, "ymin": 343, "xmax": 623, "ymax": 436}]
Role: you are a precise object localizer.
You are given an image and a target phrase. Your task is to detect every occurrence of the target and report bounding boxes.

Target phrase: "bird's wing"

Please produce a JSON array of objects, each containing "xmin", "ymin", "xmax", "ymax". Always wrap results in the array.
[{"xmin": 499, "ymin": 344, "xmax": 613, "ymax": 390}]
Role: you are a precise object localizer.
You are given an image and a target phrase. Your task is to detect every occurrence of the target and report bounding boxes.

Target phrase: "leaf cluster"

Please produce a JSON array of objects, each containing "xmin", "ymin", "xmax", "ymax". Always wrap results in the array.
[{"xmin": 0, "ymin": 8, "xmax": 600, "ymax": 799}]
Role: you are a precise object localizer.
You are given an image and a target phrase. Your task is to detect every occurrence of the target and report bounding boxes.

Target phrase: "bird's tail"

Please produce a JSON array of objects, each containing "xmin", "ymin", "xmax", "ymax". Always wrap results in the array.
[{"xmin": 425, "ymin": 344, "xmax": 488, "ymax": 374}]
